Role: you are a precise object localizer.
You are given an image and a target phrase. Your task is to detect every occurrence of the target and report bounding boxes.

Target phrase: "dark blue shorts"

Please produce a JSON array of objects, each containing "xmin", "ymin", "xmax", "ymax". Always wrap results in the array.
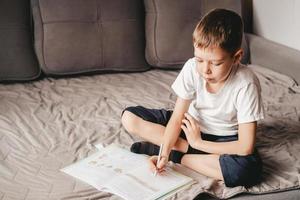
[{"xmin": 122, "ymin": 106, "xmax": 263, "ymax": 187}]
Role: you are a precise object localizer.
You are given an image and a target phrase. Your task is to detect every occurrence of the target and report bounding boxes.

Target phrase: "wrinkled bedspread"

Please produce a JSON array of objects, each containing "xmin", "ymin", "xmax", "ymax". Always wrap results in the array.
[{"xmin": 0, "ymin": 65, "xmax": 299, "ymax": 199}]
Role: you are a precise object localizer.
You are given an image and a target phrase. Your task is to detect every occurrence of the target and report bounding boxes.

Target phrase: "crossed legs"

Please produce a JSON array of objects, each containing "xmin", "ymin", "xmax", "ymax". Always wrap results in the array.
[{"xmin": 121, "ymin": 110, "xmax": 223, "ymax": 180}]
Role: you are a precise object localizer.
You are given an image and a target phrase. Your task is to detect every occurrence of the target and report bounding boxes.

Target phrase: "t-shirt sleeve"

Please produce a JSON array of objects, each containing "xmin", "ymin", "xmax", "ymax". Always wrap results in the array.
[
  {"xmin": 171, "ymin": 59, "xmax": 196, "ymax": 100},
  {"xmin": 236, "ymin": 83, "xmax": 265, "ymax": 123}
]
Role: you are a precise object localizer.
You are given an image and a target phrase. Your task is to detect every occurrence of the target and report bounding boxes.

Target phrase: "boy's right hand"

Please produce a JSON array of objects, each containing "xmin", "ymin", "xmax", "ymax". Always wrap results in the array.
[{"xmin": 148, "ymin": 155, "xmax": 168, "ymax": 174}]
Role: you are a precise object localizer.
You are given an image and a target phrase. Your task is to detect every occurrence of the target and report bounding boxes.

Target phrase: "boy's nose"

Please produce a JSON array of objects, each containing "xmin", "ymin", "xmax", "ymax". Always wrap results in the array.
[{"xmin": 203, "ymin": 62, "xmax": 212, "ymax": 74}]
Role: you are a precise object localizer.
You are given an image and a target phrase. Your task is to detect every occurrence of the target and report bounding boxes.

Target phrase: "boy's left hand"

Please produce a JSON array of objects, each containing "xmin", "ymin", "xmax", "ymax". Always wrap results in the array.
[{"xmin": 181, "ymin": 113, "xmax": 202, "ymax": 148}]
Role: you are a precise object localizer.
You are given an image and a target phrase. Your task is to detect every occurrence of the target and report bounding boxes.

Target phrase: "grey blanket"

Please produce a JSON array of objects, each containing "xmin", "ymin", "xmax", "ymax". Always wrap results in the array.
[{"xmin": 0, "ymin": 65, "xmax": 299, "ymax": 199}]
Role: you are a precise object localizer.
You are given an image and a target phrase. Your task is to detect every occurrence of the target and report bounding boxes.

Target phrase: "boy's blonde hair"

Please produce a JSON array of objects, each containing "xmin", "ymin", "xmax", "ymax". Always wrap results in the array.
[{"xmin": 193, "ymin": 9, "xmax": 243, "ymax": 56}]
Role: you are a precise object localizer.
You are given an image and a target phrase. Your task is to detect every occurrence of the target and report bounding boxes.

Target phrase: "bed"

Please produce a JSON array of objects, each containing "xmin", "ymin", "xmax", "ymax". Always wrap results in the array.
[{"xmin": 1, "ymin": 60, "xmax": 300, "ymax": 199}]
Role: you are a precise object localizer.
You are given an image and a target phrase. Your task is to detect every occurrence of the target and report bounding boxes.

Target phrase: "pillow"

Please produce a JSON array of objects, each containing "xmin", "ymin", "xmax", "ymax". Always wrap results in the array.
[
  {"xmin": 144, "ymin": 0, "xmax": 250, "ymax": 69},
  {"xmin": 0, "ymin": 0, "xmax": 40, "ymax": 82},
  {"xmin": 31, "ymin": 0, "xmax": 149, "ymax": 75}
]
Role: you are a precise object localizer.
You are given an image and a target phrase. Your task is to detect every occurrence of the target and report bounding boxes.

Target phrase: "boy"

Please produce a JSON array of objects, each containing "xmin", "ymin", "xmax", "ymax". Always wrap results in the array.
[{"xmin": 121, "ymin": 9, "xmax": 264, "ymax": 187}]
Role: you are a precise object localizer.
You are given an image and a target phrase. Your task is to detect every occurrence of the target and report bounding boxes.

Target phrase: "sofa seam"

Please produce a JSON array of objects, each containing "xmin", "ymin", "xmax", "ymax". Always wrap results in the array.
[
  {"xmin": 152, "ymin": 0, "xmax": 159, "ymax": 66},
  {"xmin": 97, "ymin": 0, "xmax": 104, "ymax": 67},
  {"xmin": 40, "ymin": 66, "xmax": 151, "ymax": 76},
  {"xmin": 42, "ymin": 19, "xmax": 139, "ymax": 24},
  {"xmin": 0, "ymin": 72, "xmax": 41, "ymax": 80}
]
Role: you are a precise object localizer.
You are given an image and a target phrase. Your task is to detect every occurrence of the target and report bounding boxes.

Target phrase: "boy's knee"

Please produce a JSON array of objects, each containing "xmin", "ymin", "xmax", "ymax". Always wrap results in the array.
[
  {"xmin": 224, "ymin": 169, "xmax": 262, "ymax": 188},
  {"xmin": 220, "ymin": 154, "xmax": 262, "ymax": 187},
  {"xmin": 121, "ymin": 110, "xmax": 140, "ymax": 134}
]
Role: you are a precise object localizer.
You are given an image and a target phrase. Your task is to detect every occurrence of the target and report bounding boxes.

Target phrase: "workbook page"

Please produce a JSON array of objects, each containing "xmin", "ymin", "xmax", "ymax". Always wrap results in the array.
[
  {"xmin": 61, "ymin": 145, "xmax": 148, "ymax": 190},
  {"xmin": 107, "ymin": 166, "xmax": 194, "ymax": 200},
  {"xmin": 61, "ymin": 145, "xmax": 194, "ymax": 200}
]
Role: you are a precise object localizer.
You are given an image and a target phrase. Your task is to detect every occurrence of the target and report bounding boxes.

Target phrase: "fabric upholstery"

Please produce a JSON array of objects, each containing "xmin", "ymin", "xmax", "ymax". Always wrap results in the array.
[
  {"xmin": 144, "ymin": 0, "xmax": 250, "ymax": 69},
  {"xmin": 246, "ymin": 33, "xmax": 300, "ymax": 84},
  {"xmin": 0, "ymin": 0, "xmax": 40, "ymax": 81},
  {"xmin": 0, "ymin": 67, "xmax": 300, "ymax": 199},
  {"xmin": 31, "ymin": 0, "xmax": 149, "ymax": 75}
]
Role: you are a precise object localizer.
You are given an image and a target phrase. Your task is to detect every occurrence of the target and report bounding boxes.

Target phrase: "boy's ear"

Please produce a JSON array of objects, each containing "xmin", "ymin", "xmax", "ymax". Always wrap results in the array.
[{"xmin": 233, "ymin": 49, "xmax": 243, "ymax": 64}]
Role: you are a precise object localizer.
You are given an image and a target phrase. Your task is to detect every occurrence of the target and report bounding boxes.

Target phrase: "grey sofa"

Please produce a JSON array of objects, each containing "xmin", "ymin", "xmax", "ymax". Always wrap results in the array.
[
  {"xmin": 0, "ymin": 0, "xmax": 299, "ymax": 199},
  {"xmin": 1, "ymin": 0, "xmax": 300, "ymax": 83}
]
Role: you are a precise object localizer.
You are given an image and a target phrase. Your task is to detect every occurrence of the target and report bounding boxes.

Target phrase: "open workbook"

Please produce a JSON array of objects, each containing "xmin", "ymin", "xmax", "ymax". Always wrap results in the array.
[{"xmin": 61, "ymin": 144, "xmax": 195, "ymax": 200}]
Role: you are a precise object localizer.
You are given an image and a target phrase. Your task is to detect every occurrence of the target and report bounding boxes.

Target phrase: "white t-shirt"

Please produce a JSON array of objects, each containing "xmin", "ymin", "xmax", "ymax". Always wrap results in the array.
[{"xmin": 171, "ymin": 58, "xmax": 264, "ymax": 136}]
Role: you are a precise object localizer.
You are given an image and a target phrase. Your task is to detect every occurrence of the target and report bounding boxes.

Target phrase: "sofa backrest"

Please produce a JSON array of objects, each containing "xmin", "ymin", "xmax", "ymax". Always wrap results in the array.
[
  {"xmin": 0, "ymin": 0, "xmax": 40, "ymax": 82},
  {"xmin": 0, "ymin": 0, "xmax": 256, "ymax": 82},
  {"xmin": 31, "ymin": 0, "xmax": 149, "ymax": 75},
  {"xmin": 144, "ymin": 0, "xmax": 250, "ymax": 69}
]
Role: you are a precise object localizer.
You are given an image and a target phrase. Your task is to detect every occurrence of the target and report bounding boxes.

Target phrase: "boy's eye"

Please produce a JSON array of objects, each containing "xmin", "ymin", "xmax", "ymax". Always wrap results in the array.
[{"xmin": 213, "ymin": 62, "xmax": 223, "ymax": 66}]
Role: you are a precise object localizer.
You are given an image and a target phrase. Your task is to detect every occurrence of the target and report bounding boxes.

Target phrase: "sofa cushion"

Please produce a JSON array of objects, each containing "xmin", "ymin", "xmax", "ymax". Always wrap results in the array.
[
  {"xmin": 0, "ymin": 0, "xmax": 40, "ymax": 82},
  {"xmin": 144, "ymin": 0, "xmax": 249, "ymax": 69},
  {"xmin": 31, "ymin": 0, "xmax": 149, "ymax": 75}
]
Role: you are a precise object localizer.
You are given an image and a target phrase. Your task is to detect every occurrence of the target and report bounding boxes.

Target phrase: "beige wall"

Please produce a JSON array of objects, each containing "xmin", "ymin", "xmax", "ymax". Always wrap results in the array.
[{"xmin": 252, "ymin": 0, "xmax": 300, "ymax": 51}]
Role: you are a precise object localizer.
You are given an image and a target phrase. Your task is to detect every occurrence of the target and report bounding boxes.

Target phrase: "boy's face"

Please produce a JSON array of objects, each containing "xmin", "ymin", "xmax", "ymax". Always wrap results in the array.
[{"xmin": 194, "ymin": 45, "xmax": 242, "ymax": 85}]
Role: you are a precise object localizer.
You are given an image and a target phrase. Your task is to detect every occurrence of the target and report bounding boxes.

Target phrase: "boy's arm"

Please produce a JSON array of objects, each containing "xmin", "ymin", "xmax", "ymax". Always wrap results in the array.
[
  {"xmin": 182, "ymin": 113, "xmax": 257, "ymax": 155},
  {"xmin": 161, "ymin": 97, "xmax": 192, "ymax": 157},
  {"xmin": 191, "ymin": 120, "xmax": 257, "ymax": 155}
]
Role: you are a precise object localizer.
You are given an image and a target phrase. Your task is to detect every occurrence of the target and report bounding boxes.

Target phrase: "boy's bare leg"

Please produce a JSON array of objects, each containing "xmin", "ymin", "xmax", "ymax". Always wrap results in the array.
[
  {"xmin": 181, "ymin": 154, "xmax": 224, "ymax": 180},
  {"xmin": 123, "ymin": 111, "xmax": 224, "ymax": 180},
  {"xmin": 122, "ymin": 111, "xmax": 188, "ymax": 152}
]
